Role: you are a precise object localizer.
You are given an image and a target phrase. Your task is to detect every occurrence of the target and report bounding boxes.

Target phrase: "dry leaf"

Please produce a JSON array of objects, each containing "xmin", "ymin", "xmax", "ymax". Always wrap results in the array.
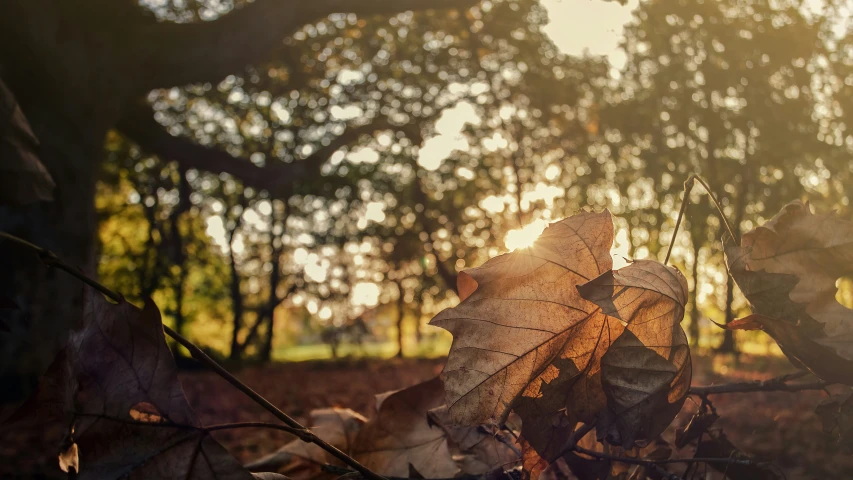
[
  {"xmin": 0, "ymin": 78, "xmax": 54, "ymax": 205},
  {"xmin": 725, "ymin": 200, "xmax": 853, "ymax": 384},
  {"xmin": 432, "ymin": 211, "xmax": 690, "ymax": 470},
  {"xmin": 13, "ymin": 288, "xmax": 277, "ymax": 480},
  {"xmin": 695, "ymin": 431, "xmax": 779, "ymax": 480},
  {"xmin": 429, "ymin": 405, "xmax": 521, "ymax": 475},
  {"xmin": 58, "ymin": 442, "xmax": 79, "ymax": 474},
  {"xmin": 353, "ymin": 377, "xmax": 459, "ymax": 478},
  {"xmin": 674, "ymin": 410, "xmax": 718, "ymax": 449},
  {"xmin": 579, "ymin": 262, "xmax": 691, "ymax": 448},
  {"xmin": 815, "ymin": 391, "xmax": 853, "ymax": 453},
  {"xmin": 246, "ymin": 408, "xmax": 366, "ymax": 473}
]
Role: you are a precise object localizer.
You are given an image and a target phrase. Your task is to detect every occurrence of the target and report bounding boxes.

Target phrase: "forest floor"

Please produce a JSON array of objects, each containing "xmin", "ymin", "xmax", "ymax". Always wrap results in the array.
[{"xmin": 4, "ymin": 354, "xmax": 853, "ymax": 479}]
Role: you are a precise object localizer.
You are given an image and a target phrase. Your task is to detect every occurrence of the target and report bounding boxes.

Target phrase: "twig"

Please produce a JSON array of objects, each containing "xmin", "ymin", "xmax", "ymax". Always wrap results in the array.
[
  {"xmin": 665, "ymin": 176, "xmax": 695, "ymax": 265},
  {"xmin": 689, "ymin": 175, "xmax": 739, "ymax": 244},
  {"xmin": 689, "ymin": 372, "xmax": 830, "ymax": 396},
  {"xmin": 663, "ymin": 174, "xmax": 740, "ymax": 265},
  {"xmin": 321, "ymin": 464, "xmax": 514, "ymax": 480},
  {"xmin": 572, "ymin": 445, "xmax": 755, "ymax": 466},
  {"xmin": 204, "ymin": 422, "xmax": 306, "ymax": 436},
  {"xmin": 0, "ymin": 230, "xmax": 387, "ymax": 480},
  {"xmin": 690, "ymin": 380, "xmax": 828, "ymax": 396}
]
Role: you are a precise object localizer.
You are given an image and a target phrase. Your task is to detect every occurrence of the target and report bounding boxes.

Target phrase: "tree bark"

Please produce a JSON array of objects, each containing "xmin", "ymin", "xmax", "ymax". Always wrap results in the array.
[
  {"xmin": 688, "ymin": 224, "xmax": 702, "ymax": 347},
  {"xmin": 395, "ymin": 280, "xmax": 405, "ymax": 359}
]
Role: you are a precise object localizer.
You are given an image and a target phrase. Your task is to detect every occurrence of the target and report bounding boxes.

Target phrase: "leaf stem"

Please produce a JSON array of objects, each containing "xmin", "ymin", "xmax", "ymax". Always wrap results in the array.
[
  {"xmin": 0, "ymin": 230, "xmax": 387, "ymax": 480},
  {"xmin": 663, "ymin": 175, "xmax": 740, "ymax": 265},
  {"xmin": 690, "ymin": 175, "xmax": 738, "ymax": 244},
  {"xmin": 664, "ymin": 177, "xmax": 695, "ymax": 265}
]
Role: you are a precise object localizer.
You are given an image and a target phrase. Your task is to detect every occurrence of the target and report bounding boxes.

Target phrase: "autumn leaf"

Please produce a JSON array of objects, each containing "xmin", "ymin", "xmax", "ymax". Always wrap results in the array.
[
  {"xmin": 578, "ymin": 262, "xmax": 691, "ymax": 448},
  {"xmin": 695, "ymin": 431, "xmax": 779, "ymax": 480},
  {"xmin": 815, "ymin": 391, "xmax": 853, "ymax": 453},
  {"xmin": 353, "ymin": 377, "xmax": 459, "ymax": 478},
  {"xmin": 428, "ymin": 405, "xmax": 521, "ymax": 475},
  {"xmin": 251, "ymin": 379, "xmax": 458, "ymax": 479},
  {"xmin": 0, "ymin": 79, "xmax": 55, "ymax": 205},
  {"xmin": 8, "ymin": 288, "xmax": 280, "ymax": 480},
  {"xmin": 246, "ymin": 408, "xmax": 367, "ymax": 474},
  {"xmin": 725, "ymin": 200, "xmax": 853, "ymax": 384},
  {"xmin": 431, "ymin": 210, "xmax": 690, "ymax": 470}
]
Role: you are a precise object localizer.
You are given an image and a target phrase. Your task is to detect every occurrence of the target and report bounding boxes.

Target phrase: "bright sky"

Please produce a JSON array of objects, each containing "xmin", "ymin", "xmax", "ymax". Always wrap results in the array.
[{"xmin": 541, "ymin": 0, "xmax": 636, "ymax": 67}]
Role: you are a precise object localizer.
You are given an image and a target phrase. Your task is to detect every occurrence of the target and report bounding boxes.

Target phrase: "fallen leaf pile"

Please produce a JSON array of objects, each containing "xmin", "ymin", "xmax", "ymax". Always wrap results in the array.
[
  {"xmin": 430, "ymin": 211, "xmax": 691, "ymax": 473},
  {"xmin": 725, "ymin": 200, "xmax": 853, "ymax": 384}
]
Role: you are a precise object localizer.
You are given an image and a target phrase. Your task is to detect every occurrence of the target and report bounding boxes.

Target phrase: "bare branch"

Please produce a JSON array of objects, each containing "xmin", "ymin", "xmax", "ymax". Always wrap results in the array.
[
  {"xmin": 133, "ymin": 0, "xmax": 478, "ymax": 90},
  {"xmin": 689, "ymin": 372, "xmax": 830, "ymax": 396},
  {"xmin": 116, "ymin": 104, "xmax": 405, "ymax": 199},
  {"xmin": 690, "ymin": 380, "xmax": 829, "ymax": 396}
]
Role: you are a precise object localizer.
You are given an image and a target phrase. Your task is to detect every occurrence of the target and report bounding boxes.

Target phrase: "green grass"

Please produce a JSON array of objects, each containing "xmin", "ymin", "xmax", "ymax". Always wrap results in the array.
[{"xmin": 272, "ymin": 339, "xmax": 451, "ymax": 362}]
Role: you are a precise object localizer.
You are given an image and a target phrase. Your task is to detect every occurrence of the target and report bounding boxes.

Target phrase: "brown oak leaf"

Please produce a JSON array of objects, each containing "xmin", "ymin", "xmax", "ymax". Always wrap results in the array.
[{"xmin": 725, "ymin": 200, "xmax": 853, "ymax": 384}]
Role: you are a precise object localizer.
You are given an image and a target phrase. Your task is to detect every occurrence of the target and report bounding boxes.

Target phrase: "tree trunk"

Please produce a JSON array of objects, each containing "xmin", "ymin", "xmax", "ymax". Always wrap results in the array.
[
  {"xmin": 688, "ymin": 225, "xmax": 701, "ymax": 347},
  {"xmin": 0, "ymin": 104, "xmax": 102, "ymax": 411},
  {"xmin": 396, "ymin": 280, "xmax": 405, "ymax": 359},
  {"xmin": 227, "ymin": 229, "xmax": 244, "ymax": 361}
]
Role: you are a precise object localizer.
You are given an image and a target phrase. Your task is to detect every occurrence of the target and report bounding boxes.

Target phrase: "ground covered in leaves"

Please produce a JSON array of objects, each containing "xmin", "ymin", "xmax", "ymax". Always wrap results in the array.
[
  {"xmin": 183, "ymin": 356, "xmax": 853, "ymax": 479},
  {"xmin": 4, "ymin": 355, "xmax": 853, "ymax": 479}
]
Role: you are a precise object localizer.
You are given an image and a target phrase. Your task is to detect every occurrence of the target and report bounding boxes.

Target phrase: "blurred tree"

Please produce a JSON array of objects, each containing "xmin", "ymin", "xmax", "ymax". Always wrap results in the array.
[
  {"xmin": 94, "ymin": 0, "xmax": 609, "ymax": 360},
  {"xmin": 0, "ymin": 0, "xmax": 476, "ymax": 403},
  {"xmin": 600, "ymin": 0, "xmax": 847, "ymax": 352}
]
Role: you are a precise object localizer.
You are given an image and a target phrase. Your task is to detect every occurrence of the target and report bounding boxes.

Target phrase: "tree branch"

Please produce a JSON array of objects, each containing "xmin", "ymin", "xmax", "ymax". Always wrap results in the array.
[
  {"xmin": 689, "ymin": 372, "xmax": 829, "ymax": 396},
  {"xmin": 133, "ymin": 0, "xmax": 478, "ymax": 90},
  {"xmin": 116, "ymin": 104, "xmax": 405, "ymax": 199}
]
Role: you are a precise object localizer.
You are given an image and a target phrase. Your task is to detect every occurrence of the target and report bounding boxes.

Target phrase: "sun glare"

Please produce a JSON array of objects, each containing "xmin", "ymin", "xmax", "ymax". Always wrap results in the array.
[
  {"xmin": 504, "ymin": 219, "xmax": 549, "ymax": 250},
  {"xmin": 505, "ymin": 218, "xmax": 634, "ymax": 270}
]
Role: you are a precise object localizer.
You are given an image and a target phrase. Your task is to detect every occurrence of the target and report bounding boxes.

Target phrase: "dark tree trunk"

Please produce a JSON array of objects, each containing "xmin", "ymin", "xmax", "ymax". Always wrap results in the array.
[
  {"xmin": 688, "ymin": 225, "xmax": 702, "ymax": 346},
  {"xmin": 718, "ymin": 172, "xmax": 749, "ymax": 354},
  {"xmin": 227, "ymin": 217, "xmax": 245, "ymax": 360},
  {"xmin": 395, "ymin": 280, "xmax": 405, "ymax": 359},
  {"xmin": 0, "ymin": 105, "xmax": 103, "ymax": 409}
]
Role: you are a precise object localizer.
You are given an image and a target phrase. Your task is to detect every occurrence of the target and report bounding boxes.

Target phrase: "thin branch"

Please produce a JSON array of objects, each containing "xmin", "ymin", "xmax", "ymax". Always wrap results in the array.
[
  {"xmin": 689, "ymin": 175, "xmax": 738, "ymax": 244},
  {"xmin": 689, "ymin": 378, "xmax": 829, "ymax": 396},
  {"xmin": 571, "ymin": 444, "xmax": 755, "ymax": 470},
  {"xmin": 204, "ymin": 422, "xmax": 305, "ymax": 436},
  {"xmin": 664, "ymin": 176, "xmax": 694, "ymax": 265},
  {"xmin": 0, "ymin": 230, "xmax": 387, "ymax": 480},
  {"xmin": 132, "ymin": 0, "xmax": 478, "ymax": 90},
  {"xmin": 321, "ymin": 464, "xmax": 497, "ymax": 480},
  {"xmin": 116, "ymin": 104, "xmax": 408, "ymax": 199}
]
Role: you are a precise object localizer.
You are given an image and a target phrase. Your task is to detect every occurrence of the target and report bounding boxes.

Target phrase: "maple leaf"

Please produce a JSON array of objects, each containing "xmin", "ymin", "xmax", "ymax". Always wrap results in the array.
[
  {"xmin": 250, "ymin": 379, "xmax": 459, "ymax": 479},
  {"xmin": 353, "ymin": 377, "xmax": 459, "ymax": 478},
  {"xmin": 9, "ymin": 288, "xmax": 278, "ymax": 480},
  {"xmin": 431, "ymin": 211, "xmax": 690, "ymax": 470},
  {"xmin": 725, "ymin": 200, "xmax": 853, "ymax": 384},
  {"xmin": 246, "ymin": 408, "xmax": 367, "ymax": 474},
  {"xmin": 815, "ymin": 391, "xmax": 853, "ymax": 453},
  {"xmin": 428, "ymin": 405, "xmax": 521, "ymax": 475}
]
